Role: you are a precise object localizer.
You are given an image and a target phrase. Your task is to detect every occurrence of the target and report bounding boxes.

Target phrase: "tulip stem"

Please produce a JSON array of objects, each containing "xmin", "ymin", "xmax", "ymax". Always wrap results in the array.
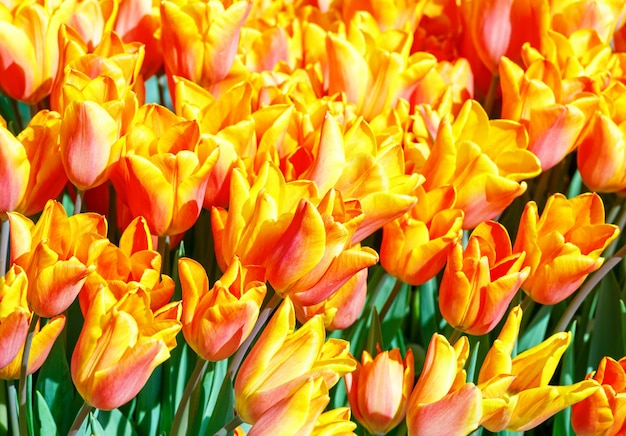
[
  {"xmin": 449, "ymin": 328, "xmax": 463, "ymax": 345},
  {"xmin": 379, "ymin": 278, "xmax": 404, "ymax": 321},
  {"xmin": 553, "ymin": 244, "xmax": 626, "ymax": 334},
  {"xmin": 227, "ymin": 292, "xmax": 282, "ymax": 380},
  {"xmin": 1, "ymin": 218, "xmax": 9, "ymax": 276},
  {"xmin": 158, "ymin": 235, "xmax": 171, "ymax": 276},
  {"xmin": 74, "ymin": 188, "xmax": 85, "ymax": 215},
  {"xmin": 18, "ymin": 314, "xmax": 39, "ymax": 436},
  {"xmin": 170, "ymin": 358, "xmax": 210, "ymax": 436},
  {"xmin": 213, "ymin": 415, "xmax": 243, "ymax": 436},
  {"xmin": 7, "ymin": 381, "xmax": 19, "ymax": 436},
  {"xmin": 67, "ymin": 400, "xmax": 93, "ymax": 436},
  {"xmin": 483, "ymin": 74, "xmax": 500, "ymax": 118}
]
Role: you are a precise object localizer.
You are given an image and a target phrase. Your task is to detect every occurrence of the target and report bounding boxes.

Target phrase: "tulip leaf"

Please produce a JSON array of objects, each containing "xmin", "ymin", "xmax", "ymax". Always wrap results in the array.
[
  {"xmin": 518, "ymin": 304, "xmax": 552, "ymax": 352},
  {"xmin": 135, "ymin": 366, "xmax": 163, "ymax": 436},
  {"xmin": 161, "ymin": 341, "xmax": 193, "ymax": 431},
  {"xmin": 36, "ymin": 339, "xmax": 75, "ymax": 434},
  {"xmin": 97, "ymin": 408, "xmax": 138, "ymax": 436},
  {"xmin": 419, "ymin": 277, "xmax": 439, "ymax": 346},
  {"xmin": 465, "ymin": 340, "xmax": 481, "ymax": 384},
  {"xmin": 552, "ymin": 321, "xmax": 577, "ymax": 436},
  {"xmin": 89, "ymin": 411, "xmax": 107, "ymax": 436},
  {"xmin": 588, "ymin": 271, "xmax": 624, "ymax": 370},
  {"xmin": 566, "ymin": 170, "xmax": 583, "ymax": 198},
  {"xmin": 203, "ymin": 367, "xmax": 234, "ymax": 436},
  {"xmin": 35, "ymin": 390, "xmax": 58, "ymax": 436},
  {"xmin": 0, "ymin": 381, "xmax": 8, "ymax": 435},
  {"xmin": 365, "ymin": 307, "xmax": 384, "ymax": 356}
]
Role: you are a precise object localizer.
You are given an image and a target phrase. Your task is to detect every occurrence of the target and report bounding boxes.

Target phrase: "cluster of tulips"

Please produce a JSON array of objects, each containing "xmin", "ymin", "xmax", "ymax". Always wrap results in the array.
[{"xmin": 2, "ymin": 0, "xmax": 626, "ymax": 435}]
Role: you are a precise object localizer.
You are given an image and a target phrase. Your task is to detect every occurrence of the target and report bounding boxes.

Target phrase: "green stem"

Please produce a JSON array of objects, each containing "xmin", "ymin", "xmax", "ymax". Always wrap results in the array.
[
  {"xmin": 7, "ymin": 381, "xmax": 19, "ymax": 436},
  {"xmin": 18, "ymin": 314, "xmax": 39, "ymax": 436},
  {"xmin": 213, "ymin": 415, "xmax": 243, "ymax": 436},
  {"xmin": 553, "ymin": 244, "xmax": 626, "ymax": 334},
  {"xmin": 157, "ymin": 235, "xmax": 171, "ymax": 276},
  {"xmin": 519, "ymin": 294, "xmax": 534, "ymax": 314},
  {"xmin": 170, "ymin": 358, "xmax": 210, "ymax": 436},
  {"xmin": 448, "ymin": 328, "xmax": 463, "ymax": 345},
  {"xmin": 9, "ymin": 99, "xmax": 23, "ymax": 132},
  {"xmin": 1, "ymin": 218, "xmax": 9, "ymax": 275},
  {"xmin": 483, "ymin": 74, "xmax": 500, "ymax": 118},
  {"xmin": 379, "ymin": 278, "xmax": 403, "ymax": 321},
  {"xmin": 74, "ymin": 188, "xmax": 85, "ymax": 215},
  {"xmin": 67, "ymin": 400, "xmax": 93, "ymax": 436},
  {"xmin": 227, "ymin": 292, "xmax": 281, "ymax": 380}
]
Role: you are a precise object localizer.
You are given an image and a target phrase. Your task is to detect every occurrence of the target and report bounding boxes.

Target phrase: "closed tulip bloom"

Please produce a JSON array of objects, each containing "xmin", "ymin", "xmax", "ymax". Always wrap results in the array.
[
  {"xmin": 71, "ymin": 286, "xmax": 181, "ymax": 410},
  {"xmin": 178, "ymin": 256, "xmax": 266, "ymax": 361},
  {"xmin": 439, "ymin": 220, "xmax": 530, "ymax": 335},
  {"xmin": 381, "ymin": 184, "xmax": 464, "ymax": 286},
  {"xmin": 0, "ymin": 121, "xmax": 29, "ymax": 217},
  {"xmin": 0, "ymin": 265, "xmax": 66, "ymax": 379},
  {"xmin": 572, "ymin": 356, "xmax": 626, "ymax": 435},
  {"xmin": 513, "ymin": 193, "xmax": 619, "ymax": 305},
  {"xmin": 0, "ymin": 1, "xmax": 74, "ymax": 103},
  {"xmin": 234, "ymin": 297, "xmax": 356, "ymax": 425},
  {"xmin": 478, "ymin": 306, "xmax": 600, "ymax": 432},
  {"xmin": 345, "ymin": 348, "xmax": 414, "ymax": 434},
  {"xmin": 406, "ymin": 335, "xmax": 482, "ymax": 435},
  {"xmin": 312, "ymin": 407, "xmax": 357, "ymax": 436}
]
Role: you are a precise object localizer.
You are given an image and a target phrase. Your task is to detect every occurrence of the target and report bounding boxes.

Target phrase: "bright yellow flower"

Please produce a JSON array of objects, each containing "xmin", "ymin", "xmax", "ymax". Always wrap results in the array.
[{"xmin": 478, "ymin": 306, "xmax": 600, "ymax": 431}]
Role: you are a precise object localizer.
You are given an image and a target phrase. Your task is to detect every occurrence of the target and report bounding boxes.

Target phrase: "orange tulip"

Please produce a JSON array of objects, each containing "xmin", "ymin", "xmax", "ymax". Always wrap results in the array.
[
  {"xmin": 0, "ymin": 1, "xmax": 74, "ymax": 103},
  {"xmin": 234, "ymin": 297, "xmax": 356, "ymax": 425},
  {"xmin": 13, "ymin": 110, "xmax": 67, "ymax": 217},
  {"xmin": 0, "ymin": 120, "xmax": 29, "ymax": 217},
  {"xmin": 0, "ymin": 265, "xmax": 66, "ymax": 379},
  {"xmin": 478, "ymin": 306, "xmax": 599, "ymax": 431},
  {"xmin": 345, "ymin": 348, "xmax": 414, "ymax": 434},
  {"xmin": 513, "ymin": 193, "xmax": 619, "ymax": 305},
  {"xmin": 572, "ymin": 356, "xmax": 626, "ymax": 435},
  {"xmin": 439, "ymin": 220, "xmax": 529, "ymax": 335},
  {"xmin": 406, "ymin": 335, "xmax": 482, "ymax": 435},
  {"xmin": 380, "ymin": 184, "xmax": 464, "ymax": 286},
  {"xmin": 160, "ymin": 0, "xmax": 252, "ymax": 92},
  {"xmin": 113, "ymin": 104, "xmax": 219, "ymax": 236},
  {"xmin": 71, "ymin": 285, "xmax": 181, "ymax": 410},
  {"xmin": 8, "ymin": 200, "xmax": 107, "ymax": 317},
  {"xmin": 265, "ymin": 190, "xmax": 378, "ymax": 306},
  {"xmin": 420, "ymin": 100, "xmax": 541, "ymax": 228},
  {"xmin": 178, "ymin": 256, "xmax": 266, "ymax": 361}
]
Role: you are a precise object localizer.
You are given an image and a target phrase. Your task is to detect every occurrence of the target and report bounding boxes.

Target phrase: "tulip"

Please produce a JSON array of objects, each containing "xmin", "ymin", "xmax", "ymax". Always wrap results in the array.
[
  {"xmin": 439, "ymin": 220, "xmax": 529, "ymax": 335},
  {"xmin": 113, "ymin": 104, "xmax": 220, "ymax": 236},
  {"xmin": 7, "ymin": 200, "xmax": 107, "ymax": 317},
  {"xmin": 160, "ymin": 0, "xmax": 252, "ymax": 92},
  {"xmin": 381, "ymin": 184, "xmax": 464, "ymax": 286},
  {"xmin": 0, "ymin": 1, "xmax": 74, "ymax": 103},
  {"xmin": 406, "ymin": 335, "xmax": 482, "ymax": 435},
  {"xmin": 178, "ymin": 256, "xmax": 266, "ymax": 361},
  {"xmin": 71, "ymin": 286, "xmax": 181, "ymax": 410},
  {"xmin": 247, "ymin": 376, "xmax": 331, "ymax": 436},
  {"xmin": 265, "ymin": 191, "xmax": 378, "ymax": 306},
  {"xmin": 234, "ymin": 297, "xmax": 356, "ymax": 424},
  {"xmin": 572, "ymin": 356, "xmax": 626, "ymax": 435},
  {"xmin": 311, "ymin": 407, "xmax": 357, "ymax": 436},
  {"xmin": 420, "ymin": 100, "xmax": 541, "ymax": 228},
  {"xmin": 478, "ymin": 306, "xmax": 600, "ymax": 431},
  {"xmin": 13, "ymin": 110, "xmax": 67, "ymax": 217},
  {"xmin": 513, "ymin": 193, "xmax": 619, "ymax": 305},
  {"xmin": 345, "ymin": 348, "xmax": 414, "ymax": 434},
  {"xmin": 0, "ymin": 120, "xmax": 29, "ymax": 217}
]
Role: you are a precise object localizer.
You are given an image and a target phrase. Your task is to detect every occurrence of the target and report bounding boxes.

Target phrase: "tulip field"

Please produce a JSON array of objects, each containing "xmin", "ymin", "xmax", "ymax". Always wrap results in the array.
[{"xmin": 2, "ymin": 0, "xmax": 626, "ymax": 435}]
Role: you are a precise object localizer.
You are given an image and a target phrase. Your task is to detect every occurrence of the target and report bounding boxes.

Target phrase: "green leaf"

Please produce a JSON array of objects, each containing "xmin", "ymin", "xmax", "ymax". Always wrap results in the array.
[
  {"xmin": 553, "ymin": 321, "xmax": 576, "ymax": 436},
  {"xmin": 97, "ymin": 408, "xmax": 138, "ymax": 436},
  {"xmin": 419, "ymin": 277, "xmax": 439, "ymax": 346},
  {"xmin": 365, "ymin": 307, "xmax": 384, "ymax": 356},
  {"xmin": 0, "ymin": 381, "xmax": 9, "ymax": 435},
  {"xmin": 466, "ymin": 340, "xmax": 481, "ymax": 384},
  {"xmin": 518, "ymin": 304, "xmax": 552, "ymax": 352},
  {"xmin": 35, "ymin": 390, "xmax": 58, "ymax": 436},
  {"xmin": 135, "ymin": 366, "xmax": 162, "ymax": 436},
  {"xmin": 89, "ymin": 411, "xmax": 106, "ymax": 436},
  {"xmin": 203, "ymin": 365, "xmax": 234, "ymax": 435},
  {"xmin": 36, "ymin": 339, "xmax": 76, "ymax": 434},
  {"xmin": 588, "ymin": 271, "xmax": 624, "ymax": 371}
]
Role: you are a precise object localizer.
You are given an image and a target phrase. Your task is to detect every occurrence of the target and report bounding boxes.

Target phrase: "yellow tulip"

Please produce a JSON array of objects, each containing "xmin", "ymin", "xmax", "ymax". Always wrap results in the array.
[
  {"xmin": 234, "ymin": 297, "xmax": 356, "ymax": 424},
  {"xmin": 478, "ymin": 306, "xmax": 600, "ymax": 431}
]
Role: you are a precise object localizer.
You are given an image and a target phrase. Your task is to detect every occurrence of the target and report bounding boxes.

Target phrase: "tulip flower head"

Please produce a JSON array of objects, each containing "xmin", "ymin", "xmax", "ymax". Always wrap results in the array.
[
  {"xmin": 572, "ymin": 356, "xmax": 626, "ymax": 436},
  {"xmin": 478, "ymin": 306, "xmax": 600, "ymax": 431},
  {"xmin": 345, "ymin": 347, "xmax": 414, "ymax": 435}
]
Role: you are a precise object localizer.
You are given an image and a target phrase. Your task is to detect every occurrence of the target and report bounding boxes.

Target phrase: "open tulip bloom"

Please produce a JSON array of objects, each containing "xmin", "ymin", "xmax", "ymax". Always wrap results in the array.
[{"xmin": 3, "ymin": 1, "xmax": 626, "ymax": 435}]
